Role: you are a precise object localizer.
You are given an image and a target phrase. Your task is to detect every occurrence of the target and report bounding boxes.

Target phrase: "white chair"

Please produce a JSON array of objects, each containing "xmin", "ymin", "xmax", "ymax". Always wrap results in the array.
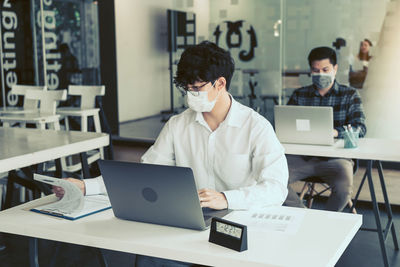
[
  {"xmin": 0, "ymin": 85, "xmax": 45, "ymax": 116},
  {"xmin": 57, "ymin": 85, "xmax": 105, "ymax": 132},
  {"xmin": 57, "ymin": 85, "xmax": 106, "ymax": 172},
  {"xmin": 0, "ymin": 89, "xmax": 67, "ymax": 130}
]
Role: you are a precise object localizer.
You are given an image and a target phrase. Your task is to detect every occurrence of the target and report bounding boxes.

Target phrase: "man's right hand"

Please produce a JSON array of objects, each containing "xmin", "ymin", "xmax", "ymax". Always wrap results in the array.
[{"xmin": 52, "ymin": 178, "xmax": 85, "ymax": 198}]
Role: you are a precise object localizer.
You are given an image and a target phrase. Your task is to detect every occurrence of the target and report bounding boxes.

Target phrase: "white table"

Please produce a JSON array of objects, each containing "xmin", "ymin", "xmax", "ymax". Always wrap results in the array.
[
  {"xmin": 0, "ymin": 196, "xmax": 361, "ymax": 267},
  {"xmin": 0, "ymin": 127, "xmax": 109, "ymax": 174},
  {"xmin": 282, "ymin": 138, "xmax": 400, "ymax": 267},
  {"xmin": 0, "ymin": 127, "xmax": 110, "ymax": 208},
  {"xmin": 0, "ymin": 127, "xmax": 110, "ymax": 263}
]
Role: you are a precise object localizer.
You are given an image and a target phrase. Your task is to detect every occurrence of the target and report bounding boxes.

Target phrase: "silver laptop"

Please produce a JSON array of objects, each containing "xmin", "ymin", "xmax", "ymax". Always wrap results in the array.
[
  {"xmin": 98, "ymin": 160, "xmax": 231, "ymax": 231},
  {"xmin": 274, "ymin": 105, "xmax": 335, "ymax": 145}
]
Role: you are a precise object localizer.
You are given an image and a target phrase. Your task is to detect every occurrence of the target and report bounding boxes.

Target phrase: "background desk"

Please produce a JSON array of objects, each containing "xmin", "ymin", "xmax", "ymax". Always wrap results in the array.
[
  {"xmin": 282, "ymin": 138, "xmax": 400, "ymax": 267},
  {"xmin": 282, "ymin": 138, "xmax": 400, "ymax": 161},
  {"xmin": 0, "ymin": 196, "xmax": 361, "ymax": 267},
  {"xmin": 0, "ymin": 127, "xmax": 109, "ymax": 174}
]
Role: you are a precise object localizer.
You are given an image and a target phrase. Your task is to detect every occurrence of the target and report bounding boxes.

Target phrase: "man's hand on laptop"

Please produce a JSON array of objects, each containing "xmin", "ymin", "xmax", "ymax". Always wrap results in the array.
[
  {"xmin": 52, "ymin": 178, "xmax": 86, "ymax": 198},
  {"xmin": 198, "ymin": 188, "xmax": 228, "ymax": 210}
]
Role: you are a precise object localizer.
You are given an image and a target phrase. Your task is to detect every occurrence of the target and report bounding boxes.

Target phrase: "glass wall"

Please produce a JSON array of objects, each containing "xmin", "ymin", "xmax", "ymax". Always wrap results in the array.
[
  {"xmin": 169, "ymin": 0, "xmax": 284, "ymax": 122},
  {"xmin": 0, "ymin": 0, "xmax": 101, "ymax": 108},
  {"xmin": 209, "ymin": 0, "xmax": 283, "ymax": 123},
  {"xmin": 168, "ymin": 0, "xmax": 388, "ymax": 124}
]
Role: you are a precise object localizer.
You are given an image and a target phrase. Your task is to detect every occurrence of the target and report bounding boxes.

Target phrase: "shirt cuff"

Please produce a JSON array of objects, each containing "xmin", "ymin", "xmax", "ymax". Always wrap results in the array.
[
  {"xmin": 222, "ymin": 190, "xmax": 244, "ymax": 210},
  {"xmin": 84, "ymin": 176, "xmax": 106, "ymax": 195}
]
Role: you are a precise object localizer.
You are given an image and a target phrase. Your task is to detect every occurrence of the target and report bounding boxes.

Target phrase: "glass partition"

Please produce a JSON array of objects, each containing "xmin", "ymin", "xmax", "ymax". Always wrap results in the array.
[
  {"xmin": 282, "ymin": 0, "xmax": 387, "ymax": 104},
  {"xmin": 168, "ymin": 0, "xmax": 284, "ymax": 123},
  {"xmin": 0, "ymin": 0, "xmax": 34, "ymax": 107},
  {"xmin": 209, "ymin": 0, "xmax": 283, "ymax": 122},
  {"xmin": 167, "ymin": 0, "xmax": 388, "ymax": 120},
  {"xmin": 0, "ymin": 0, "xmax": 101, "ymax": 109}
]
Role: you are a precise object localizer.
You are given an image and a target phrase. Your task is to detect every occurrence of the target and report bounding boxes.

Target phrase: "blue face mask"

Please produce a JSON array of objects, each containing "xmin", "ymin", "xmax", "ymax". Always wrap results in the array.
[{"xmin": 311, "ymin": 71, "xmax": 335, "ymax": 89}]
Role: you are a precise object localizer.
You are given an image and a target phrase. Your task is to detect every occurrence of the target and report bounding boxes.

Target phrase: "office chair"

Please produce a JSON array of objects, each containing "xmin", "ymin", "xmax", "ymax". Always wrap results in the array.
[{"xmin": 299, "ymin": 159, "xmax": 358, "ymax": 213}]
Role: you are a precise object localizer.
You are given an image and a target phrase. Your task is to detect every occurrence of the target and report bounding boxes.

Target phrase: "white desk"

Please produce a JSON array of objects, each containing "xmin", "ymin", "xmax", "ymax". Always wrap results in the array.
[
  {"xmin": 283, "ymin": 138, "xmax": 400, "ymax": 162},
  {"xmin": 0, "ymin": 127, "xmax": 109, "ymax": 173},
  {"xmin": 282, "ymin": 138, "xmax": 400, "ymax": 267},
  {"xmin": 0, "ymin": 127, "xmax": 110, "ymax": 261},
  {"xmin": 0, "ymin": 196, "xmax": 361, "ymax": 267}
]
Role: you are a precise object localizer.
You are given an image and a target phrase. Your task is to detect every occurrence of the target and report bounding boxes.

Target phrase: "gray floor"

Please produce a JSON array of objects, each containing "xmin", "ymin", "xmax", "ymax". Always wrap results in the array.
[{"xmin": 119, "ymin": 115, "xmax": 164, "ymax": 142}]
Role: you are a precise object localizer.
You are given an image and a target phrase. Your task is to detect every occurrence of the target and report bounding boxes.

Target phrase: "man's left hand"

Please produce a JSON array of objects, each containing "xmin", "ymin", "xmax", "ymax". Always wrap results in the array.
[{"xmin": 198, "ymin": 188, "xmax": 228, "ymax": 210}]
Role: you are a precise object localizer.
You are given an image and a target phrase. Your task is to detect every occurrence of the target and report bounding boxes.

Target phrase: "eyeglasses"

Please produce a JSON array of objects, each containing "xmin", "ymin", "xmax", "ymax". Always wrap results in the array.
[{"xmin": 177, "ymin": 80, "xmax": 216, "ymax": 96}]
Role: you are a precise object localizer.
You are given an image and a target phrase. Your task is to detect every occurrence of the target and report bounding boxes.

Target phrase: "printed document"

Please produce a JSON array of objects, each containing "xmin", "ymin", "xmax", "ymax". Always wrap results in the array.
[
  {"xmin": 31, "ymin": 174, "xmax": 111, "ymax": 220},
  {"xmin": 226, "ymin": 206, "xmax": 306, "ymax": 235}
]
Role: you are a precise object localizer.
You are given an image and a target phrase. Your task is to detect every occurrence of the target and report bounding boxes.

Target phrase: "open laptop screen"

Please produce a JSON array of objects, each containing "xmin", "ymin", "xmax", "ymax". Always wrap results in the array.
[{"xmin": 274, "ymin": 105, "xmax": 334, "ymax": 146}]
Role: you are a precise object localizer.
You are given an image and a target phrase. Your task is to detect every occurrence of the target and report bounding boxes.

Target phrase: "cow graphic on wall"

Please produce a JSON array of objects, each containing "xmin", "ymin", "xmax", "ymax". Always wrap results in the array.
[{"xmin": 213, "ymin": 20, "xmax": 257, "ymax": 62}]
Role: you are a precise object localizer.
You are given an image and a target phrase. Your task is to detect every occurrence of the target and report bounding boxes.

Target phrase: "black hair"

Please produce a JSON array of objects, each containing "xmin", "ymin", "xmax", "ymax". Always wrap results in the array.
[
  {"xmin": 59, "ymin": 43, "xmax": 70, "ymax": 53},
  {"xmin": 307, "ymin": 46, "xmax": 337, "ymax": 66},
  {"xmin": 174, "ymin": 41, "xmax": 235, "ymax": 90}
]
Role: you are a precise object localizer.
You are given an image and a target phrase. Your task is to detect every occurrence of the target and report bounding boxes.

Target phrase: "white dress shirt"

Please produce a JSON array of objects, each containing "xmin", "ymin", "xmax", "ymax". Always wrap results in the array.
[{"xmin": 85, "ymin": 97, "xmax": 288, "ymax": 210}]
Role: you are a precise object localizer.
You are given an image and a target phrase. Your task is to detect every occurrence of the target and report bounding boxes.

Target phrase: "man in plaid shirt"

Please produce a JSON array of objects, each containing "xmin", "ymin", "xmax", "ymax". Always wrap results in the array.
[{"xmin": 284, "ymin": 46, "xmax": 367, "ymax": 212}]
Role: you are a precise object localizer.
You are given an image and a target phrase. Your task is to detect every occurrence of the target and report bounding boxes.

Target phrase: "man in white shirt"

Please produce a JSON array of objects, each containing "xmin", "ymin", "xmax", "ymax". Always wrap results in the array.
[{"xmin": 54, "ymin": 41, "xmax": 288, "ymax": 266}]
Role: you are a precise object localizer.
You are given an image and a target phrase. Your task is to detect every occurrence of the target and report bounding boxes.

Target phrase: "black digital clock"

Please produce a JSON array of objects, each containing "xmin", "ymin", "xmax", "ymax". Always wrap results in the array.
[{"xmin": 208, "ymin": 217, "xmax": 247, "ymax": 252}]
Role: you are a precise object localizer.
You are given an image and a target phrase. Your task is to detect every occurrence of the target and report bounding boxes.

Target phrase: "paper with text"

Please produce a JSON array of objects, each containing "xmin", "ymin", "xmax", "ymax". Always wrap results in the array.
[
  {"xmin": 32, "ymin": 174, "xmax": 111, "ymax": 220},
  {"xmin": 227, "ymin": 207, "xmax": 306, "ymax": 235},
  {"xmin": 34, "ymin": 174, "xmax": 84, "ymax": 214}
]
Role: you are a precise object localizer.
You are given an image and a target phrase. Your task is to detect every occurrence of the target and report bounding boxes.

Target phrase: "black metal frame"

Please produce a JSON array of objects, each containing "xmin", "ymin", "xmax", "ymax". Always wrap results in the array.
[{"xmin": 351, "ymin": 160, "xmax": 399, "ymax": 267}]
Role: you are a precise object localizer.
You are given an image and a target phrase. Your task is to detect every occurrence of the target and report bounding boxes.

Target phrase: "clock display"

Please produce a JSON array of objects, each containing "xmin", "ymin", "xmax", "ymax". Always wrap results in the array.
[
  {"xmin": 209, "ymin": 217, "xmax": 247, "ymax": 252},
  {"xmin": 216, "ymin": 221, "xmax": 242, "ymax": 239}
]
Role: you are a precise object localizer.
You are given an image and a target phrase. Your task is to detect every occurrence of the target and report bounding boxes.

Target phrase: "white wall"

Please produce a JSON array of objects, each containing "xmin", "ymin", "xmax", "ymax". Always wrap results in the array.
[
  {"xmin": 115, "ymin": 0, "xmax": 172, "ymax": 122},
  {"xmin": 115, "ymin": 0, "xmax": 210, "ymax": 123},
  {"xmin": 360, "ymin": 1, "xmax": 400, "ymax": 139}
]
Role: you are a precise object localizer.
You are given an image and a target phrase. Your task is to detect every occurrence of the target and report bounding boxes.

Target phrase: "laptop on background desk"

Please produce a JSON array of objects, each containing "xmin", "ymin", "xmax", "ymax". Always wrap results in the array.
[
  {"xmin": 274, "ymin": 105, "xmax": 336, "ymax": 146},
  {"xmin": 98, "ymin": 160, "xmax": 231, "ymax": 231}
]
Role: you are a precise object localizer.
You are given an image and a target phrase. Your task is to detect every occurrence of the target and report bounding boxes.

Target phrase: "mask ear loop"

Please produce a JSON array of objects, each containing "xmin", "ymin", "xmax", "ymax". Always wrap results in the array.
[{"xmin": 211, "ymin": 79, "xmax": 222, "ymax": 102}]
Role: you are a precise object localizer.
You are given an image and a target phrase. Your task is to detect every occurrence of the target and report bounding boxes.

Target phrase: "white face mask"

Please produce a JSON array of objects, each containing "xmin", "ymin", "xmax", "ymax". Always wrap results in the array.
[{"xmin": 187, "ymin": 82, "xmax": 219, "ymax": 112}]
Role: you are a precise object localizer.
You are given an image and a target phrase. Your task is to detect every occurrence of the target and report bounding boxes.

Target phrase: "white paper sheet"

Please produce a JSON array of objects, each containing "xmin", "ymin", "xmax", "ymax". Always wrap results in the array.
[
  {"xmin": 32, "ymin": 174, "xmax": 111, "ymax": 220},
  {"xmin": 34, "ymin": 174, "xmax": 84, "ymax": 214},
  {"xmin": 296, "ymin": 119, "xmax": 311, "ymax": 132},
  {"xmin": 227, "ymin": 207, "xmax": 306, "ymax": 235}
]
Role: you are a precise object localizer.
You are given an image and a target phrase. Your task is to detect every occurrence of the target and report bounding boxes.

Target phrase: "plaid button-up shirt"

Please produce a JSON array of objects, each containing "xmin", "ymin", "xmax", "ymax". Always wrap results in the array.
[{"xmin": 287, "ymin": 81, "xmax": 367, "ymax": 138}]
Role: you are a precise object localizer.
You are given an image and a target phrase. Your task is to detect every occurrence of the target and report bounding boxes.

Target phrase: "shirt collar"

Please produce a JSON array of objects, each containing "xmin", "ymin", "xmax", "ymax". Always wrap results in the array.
[
  {"xmin": 193, "ymin": 94, "xmax": 245, "ymax": 128},
  {"xmin": 312, "ymin": 80, "xmax": 339, "ymax": 96},
  {"xmin": 225, "ymin": 95, "xmax": 246, "ymax": 128}
]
